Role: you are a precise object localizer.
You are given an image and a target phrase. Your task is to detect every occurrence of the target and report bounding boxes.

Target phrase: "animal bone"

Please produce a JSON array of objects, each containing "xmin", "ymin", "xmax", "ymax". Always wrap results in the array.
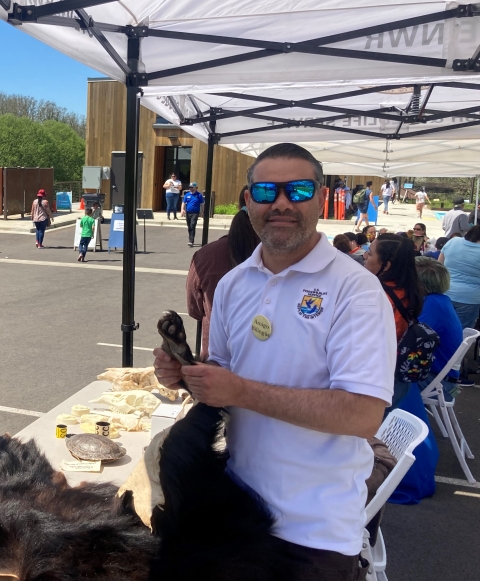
[
  {"xmin": 89, "ymin": 391, "xmax": 161, "ymax": 416},
  {"xmin": 97, "ymin": 367, "xmax": 158, "ymax": 391}
]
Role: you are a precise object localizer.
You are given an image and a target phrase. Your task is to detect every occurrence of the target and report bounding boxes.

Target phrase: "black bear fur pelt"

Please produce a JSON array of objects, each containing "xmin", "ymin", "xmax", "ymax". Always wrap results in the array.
[
  {"xmin": 0, "ymin": 403, "xmax": 279, "ymax": 580},
  {"xmin": 151, "ymin": 403, "xmax": 279, "ymax": 581},
  {"xmin": 0, "ymin": 434, "xmax": 160, "ymax": 580}
]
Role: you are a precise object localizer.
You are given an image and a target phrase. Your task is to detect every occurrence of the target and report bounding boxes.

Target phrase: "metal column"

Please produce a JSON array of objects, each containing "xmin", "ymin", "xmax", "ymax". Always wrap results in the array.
[
  {"xmin": 196, "ymin": 118, "xmax": 217, "ymax": 359},
  {"xmin": 121, "ymin": 36, "xmax": 141, "ymax": 367},
  {"xmin": 475, "ymin": 175, "xmax": 479, "ymax": 226}
]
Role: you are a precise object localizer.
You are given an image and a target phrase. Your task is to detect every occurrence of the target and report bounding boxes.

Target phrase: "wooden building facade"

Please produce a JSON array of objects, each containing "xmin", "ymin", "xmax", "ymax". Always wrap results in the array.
[{"xmin": 85, "ymin": 78, "xmax": 253, "ymax": 210}]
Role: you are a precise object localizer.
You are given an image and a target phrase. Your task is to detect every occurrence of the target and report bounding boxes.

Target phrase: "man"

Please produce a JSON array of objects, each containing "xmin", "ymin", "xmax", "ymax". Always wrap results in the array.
[
  {"xmin": 181, "ymin": 182, "xmax": 204, "ymax": 247},
  {"xmin": 442, "ymin": 196, "xmax": 469, "ymax": 237},
  {"xmin": 154, "ymin": 143, "xmax": 396, "ymax": 581},
  {"xmin": 163, "ymin": 173, "xmax": 182, "ymax": 220}
]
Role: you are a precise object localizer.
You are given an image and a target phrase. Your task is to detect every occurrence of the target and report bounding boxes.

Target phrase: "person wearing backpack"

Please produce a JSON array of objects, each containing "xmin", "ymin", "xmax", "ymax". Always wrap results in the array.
[
  {"xmin": 364, "ymin": 234, "xmax": 439, "ymax": 411},
  {"xmin": 415, "ymin": 257, "xmax": 463, "ymax": 400},
  {"xmin": 354, "ymin": 181, "xmax": 377, "ymax": 232}
]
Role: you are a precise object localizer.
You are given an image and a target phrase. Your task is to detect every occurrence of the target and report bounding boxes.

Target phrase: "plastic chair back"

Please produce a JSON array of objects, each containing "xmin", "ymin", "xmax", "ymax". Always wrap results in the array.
[
  {"xmin": 366, "ymin": 409, "xmax": 428, "ymax": 522},
  {"xmin": 421, "ymin": 328, "xmax": 480, "ymax": 399}
]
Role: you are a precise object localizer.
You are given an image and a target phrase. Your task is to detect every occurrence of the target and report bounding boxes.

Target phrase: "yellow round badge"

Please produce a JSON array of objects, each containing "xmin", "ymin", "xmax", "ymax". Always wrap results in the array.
[{"xmin": 252, "ymin": 314, "xmax": 272, "ymax": 341}]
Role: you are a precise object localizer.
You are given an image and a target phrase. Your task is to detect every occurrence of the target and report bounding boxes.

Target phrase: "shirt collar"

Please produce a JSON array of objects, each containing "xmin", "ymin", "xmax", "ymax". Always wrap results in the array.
[{"xmin": 238, "ymin": 233, "xmax": 336, "ymax": 275}]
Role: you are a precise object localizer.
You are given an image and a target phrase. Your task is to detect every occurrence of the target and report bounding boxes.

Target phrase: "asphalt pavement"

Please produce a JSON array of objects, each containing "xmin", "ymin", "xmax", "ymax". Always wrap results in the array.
[{"xmin": 0, "ymin": 212, "xmax": 479, "ymax": 581}]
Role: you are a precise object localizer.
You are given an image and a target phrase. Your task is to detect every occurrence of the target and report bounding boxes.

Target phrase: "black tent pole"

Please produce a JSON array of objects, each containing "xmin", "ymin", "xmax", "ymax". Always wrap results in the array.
[
  {"xmin": 195, "ymin": 117, "xmax": 217, "ymax": 359},
  {"xmin": 121, "ymin": 36, "xmax": 141, "ymax": 367}
]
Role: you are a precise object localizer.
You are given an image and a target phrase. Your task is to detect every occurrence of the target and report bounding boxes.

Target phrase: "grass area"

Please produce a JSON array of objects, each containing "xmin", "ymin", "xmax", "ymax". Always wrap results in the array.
[{"xmin": 214, "ymin": 203, "xmax": 238, "ymax": 215}]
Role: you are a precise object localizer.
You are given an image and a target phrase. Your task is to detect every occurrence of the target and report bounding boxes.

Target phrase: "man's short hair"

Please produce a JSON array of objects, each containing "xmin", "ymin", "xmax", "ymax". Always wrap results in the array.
[
  {"xmin": 247, "ymin": 143, "xmax": 323, "ymax": 186},
  {"xmin": 415, "ymin": 256, "xmax": 450, "ymax": 294},
  {"xmin": 85, "ymin": 207, "xmax": 93, "ymax": 215}
]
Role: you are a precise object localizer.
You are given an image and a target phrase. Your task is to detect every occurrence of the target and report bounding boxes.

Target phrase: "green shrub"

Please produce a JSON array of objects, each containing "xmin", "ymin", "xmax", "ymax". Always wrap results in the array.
[{"xmin": 215, "ymin": 203, "xmax": 238, "ymax": 215}]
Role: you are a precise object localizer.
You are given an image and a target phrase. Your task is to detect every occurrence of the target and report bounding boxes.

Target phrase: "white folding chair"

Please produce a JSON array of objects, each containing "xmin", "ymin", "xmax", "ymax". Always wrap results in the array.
[
  {"xmin": 421, "ymin": 327, "xmax": 480, "ymax": 484},
  {"xmin": 361, "ymin": 409, "xmax": 429, "ymax": 581}
]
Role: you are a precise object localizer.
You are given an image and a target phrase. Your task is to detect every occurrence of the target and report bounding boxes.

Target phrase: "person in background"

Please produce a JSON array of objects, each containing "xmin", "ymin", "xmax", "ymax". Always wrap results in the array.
[
  {"xmin": 415, "ymin": 187, "xmax": 430, "ymax": 219},
  {"xmin": 378, "ymin": 228, "xmax": 388, "ymax": 235},
  {"xmin": 344, "ymin": 231, "xmax": 366, "ymax": 258},
  {"xmin": 442, "ymin": 196, "xmax": 469, "ymax": 237},
  {"xmin": 412, "ymin": 223, "xmax": 429, "ymax": 254},
  {"xmin": 163, "ymin": 173, "xmax": 182, "ymax": 220},
  {"xmin": 187, "ymin": 187, "xmax": 260, "ymax": 359},
  {"xmin": 31, "ymin": 189, "xmax": 54, "ymax": 249},
  {"xmin": 439, "ymin": 225, "xmax": 480, "ymax": 330},
  {"xmin": 380, "ymin": 179, "xmax": 392, "ymax": 214},
  {"xmin": 356, "ymin": 232, "xmax": 369, "ymax": 252},
  {"xmin": 363, "ymin": 233, "xmax": 423, "ymax": 409},
  {"xmin": 355, "ymin": 181, "xmax": 377, "ymax": 231},
  {"xmin": 415, "ymin": 257, "xmax": 463, "ymax": 400},
  {"xmin": 424, "ymin": 236, "xmax": 448, "ymax": 259},
  {"xmin": 468, "ymin": 203, "xmax": 480, "ymax": 227},
  {"xmin": 333, "ymin": 234, "xmax": 364, "ymax": 265},
  {"xmin": 92, "ymin": 202, "xmax": 101, "ymax": 220},
  {"xmin": 363, "ymin": 224, "xmax": 376, "ymax": 244},
  {"xmin": 181, "ymin": 182, "xmax": 205, "ymax": 247},
  {"xmin": 77, "ymin": 207, "xmax": 95, "ymax": 262},
  {"xmin": 344, "ymin": 186, "xmax": 352, "ymax": 216}
]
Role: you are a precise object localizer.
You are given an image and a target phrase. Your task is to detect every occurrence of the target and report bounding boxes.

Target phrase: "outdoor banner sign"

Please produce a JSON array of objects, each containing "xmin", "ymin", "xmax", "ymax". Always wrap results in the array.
[
  {"xmin": 56, "ymin": 192, "xmax": 72, "ymax": 210},
  {"xmin": 73, "ymin": 218, "xmax": 102, "ymax": 252},
  {"xmin": 108, "ymin": 213, "xmax": 125, "ymax": 251}
]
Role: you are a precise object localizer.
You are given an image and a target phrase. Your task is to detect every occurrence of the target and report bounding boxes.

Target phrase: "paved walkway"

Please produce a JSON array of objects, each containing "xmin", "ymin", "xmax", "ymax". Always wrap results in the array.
[
  {"xmin": 0, "ymin": 201, "xmax": 477, "ymax": 581},
  {"xmin": 0, "ymin": 199, "xmax": 445, "ymax": 240}
]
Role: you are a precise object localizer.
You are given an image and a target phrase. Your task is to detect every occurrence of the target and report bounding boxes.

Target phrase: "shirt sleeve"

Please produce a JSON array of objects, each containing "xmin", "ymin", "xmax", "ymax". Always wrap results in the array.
[
  {"xmin": 186, "ymin": 254, "xmax": 205, "ymax": 322},
  {"xmin": 199, "ymin": 194, "xmax": 205, "ymax": 204},
  {"xmin": 327, "ymin": 286, "xmax": 396, "ymax": 404},
  {"xmin": 208, "ymin": 281, "xmax": 232, "ymax": 370}
]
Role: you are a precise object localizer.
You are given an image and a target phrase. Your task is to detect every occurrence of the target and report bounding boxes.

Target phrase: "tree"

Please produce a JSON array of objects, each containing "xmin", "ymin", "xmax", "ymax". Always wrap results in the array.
[
  {"xmin": 0, "ymin": 114, "xmax": 85, "ymax": 181},
  {"xmin": 42, "ymin": 120, "xmax": 85, "ymax": 181},
  {"xmin": 0, "ymin": 92, "xmax": 86, "ymax": 138}
]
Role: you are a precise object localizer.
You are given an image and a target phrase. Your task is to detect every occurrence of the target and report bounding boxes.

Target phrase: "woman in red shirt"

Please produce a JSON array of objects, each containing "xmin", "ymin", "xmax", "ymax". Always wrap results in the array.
[{"xmin": 364, "ymin": 233, "xmax": 423, "ymax": 408}]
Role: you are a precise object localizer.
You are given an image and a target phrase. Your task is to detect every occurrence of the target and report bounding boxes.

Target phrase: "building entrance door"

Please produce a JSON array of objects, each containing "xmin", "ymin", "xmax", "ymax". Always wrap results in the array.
[{"xmin": 156, "ymin": 146, "xmax": 192, "ymax": 211}]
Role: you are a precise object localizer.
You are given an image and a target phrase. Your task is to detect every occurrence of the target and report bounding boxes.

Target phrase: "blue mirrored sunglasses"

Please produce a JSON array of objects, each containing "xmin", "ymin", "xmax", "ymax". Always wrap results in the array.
[{"xmin": 250, "ymin": 180, "xmax": 318, "ymax": 204}]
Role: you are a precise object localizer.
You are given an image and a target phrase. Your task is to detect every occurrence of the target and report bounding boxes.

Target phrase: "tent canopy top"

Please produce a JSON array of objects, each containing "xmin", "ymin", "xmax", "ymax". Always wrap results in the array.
[{"xmin": 3, "ymin": 0, "xmax": 480, "ymax": 175}]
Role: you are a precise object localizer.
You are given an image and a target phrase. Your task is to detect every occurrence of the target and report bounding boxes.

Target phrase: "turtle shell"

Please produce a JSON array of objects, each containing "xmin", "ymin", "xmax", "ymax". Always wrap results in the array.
[{"xmin": 66, "ymin": 433, "xmax": 126, "ymax": 463}]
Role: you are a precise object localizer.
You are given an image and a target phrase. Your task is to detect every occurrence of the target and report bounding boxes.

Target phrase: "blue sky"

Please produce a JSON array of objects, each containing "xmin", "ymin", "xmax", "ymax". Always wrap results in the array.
[{"xmin": 0, "ymin": 21, "xmax": 102, "ymax": 116}]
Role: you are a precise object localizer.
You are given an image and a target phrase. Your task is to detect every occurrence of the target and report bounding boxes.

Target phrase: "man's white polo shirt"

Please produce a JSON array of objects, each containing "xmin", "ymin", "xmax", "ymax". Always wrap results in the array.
[{"xmin": 209, "ymin": 233, "xmax": 396, "ymax": 555}]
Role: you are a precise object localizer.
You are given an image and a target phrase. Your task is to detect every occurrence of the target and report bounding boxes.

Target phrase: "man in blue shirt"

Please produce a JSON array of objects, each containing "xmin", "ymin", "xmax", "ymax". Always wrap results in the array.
[{"xmin": 181, "ymin": 182, "xmax": 205, "ymax": 247}]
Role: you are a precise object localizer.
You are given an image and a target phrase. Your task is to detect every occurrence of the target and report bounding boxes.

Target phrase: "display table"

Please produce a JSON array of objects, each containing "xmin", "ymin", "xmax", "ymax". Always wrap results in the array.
[{"xmin": 14, "ymin": 380, "xmax": 178, "ymax": 487}]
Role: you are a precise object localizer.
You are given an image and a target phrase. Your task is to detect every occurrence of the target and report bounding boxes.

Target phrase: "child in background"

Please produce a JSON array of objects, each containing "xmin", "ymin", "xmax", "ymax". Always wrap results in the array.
[{"xmin": 78, "ymin": 208, "xmax": 95, "ymax": 262}]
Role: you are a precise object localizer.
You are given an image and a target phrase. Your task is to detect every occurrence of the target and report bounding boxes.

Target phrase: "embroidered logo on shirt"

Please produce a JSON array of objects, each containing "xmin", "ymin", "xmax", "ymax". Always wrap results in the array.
[{"xmin": 297, "ymin": 289, "xmax": 325, "ymax": 319}]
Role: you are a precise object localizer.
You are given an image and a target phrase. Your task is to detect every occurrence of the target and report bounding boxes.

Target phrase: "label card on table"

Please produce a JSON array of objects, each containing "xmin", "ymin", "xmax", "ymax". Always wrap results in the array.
[{"xmin": 60, "ymin": 460, "xmax": 102, "ymax": 472}]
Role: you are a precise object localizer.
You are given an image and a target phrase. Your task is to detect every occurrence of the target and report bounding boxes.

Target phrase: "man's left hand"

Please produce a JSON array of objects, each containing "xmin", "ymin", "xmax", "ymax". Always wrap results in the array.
[{"xmin": 181, "ymin": 363, "xmax": 245, "ymax": 407}]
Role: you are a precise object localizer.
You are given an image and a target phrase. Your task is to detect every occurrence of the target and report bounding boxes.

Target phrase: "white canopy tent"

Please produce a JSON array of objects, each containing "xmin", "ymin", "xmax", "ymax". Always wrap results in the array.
[{"xmin": 3, "ymin": 0, "xmax": 480, "ymax": 361}]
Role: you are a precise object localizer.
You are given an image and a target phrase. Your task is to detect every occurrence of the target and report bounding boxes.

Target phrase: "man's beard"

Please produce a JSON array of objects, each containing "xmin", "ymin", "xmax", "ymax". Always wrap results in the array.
[{"xmin": 249, "ymin": 207, "xmax": 319, "ymax": 255}]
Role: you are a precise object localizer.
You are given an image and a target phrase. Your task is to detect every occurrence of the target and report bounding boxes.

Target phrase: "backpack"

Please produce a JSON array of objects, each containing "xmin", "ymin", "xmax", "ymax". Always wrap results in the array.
[
  {"xmin": 383, "ymin": 285, "xmax": 440, "ymax": 383},
  {"xmin": 353, "ymin": 189, "xmax": 367, "ymax": 204}
]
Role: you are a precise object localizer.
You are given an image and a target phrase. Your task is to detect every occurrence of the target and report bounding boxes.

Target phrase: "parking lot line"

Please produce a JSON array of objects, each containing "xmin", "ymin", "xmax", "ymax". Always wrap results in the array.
[
  {"xmin": 435, "ymin": 476, "xmax": 480, "ymax": 489},
  {"xmin": 0, "ymin": 405, "xmax": 44, "ymax": 417},
  {"xmin": 97, "ymin": 342, "xmax": 154, "ymax": 351},
  {"xmin": 0, "ymin": 258, "xmax": 188, "ymax": 276}
]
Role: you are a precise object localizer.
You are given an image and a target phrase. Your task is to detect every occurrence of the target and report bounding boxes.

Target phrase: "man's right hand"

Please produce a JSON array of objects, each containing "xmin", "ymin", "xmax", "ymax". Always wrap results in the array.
[{"xmin": 153, "ymin": 348, "xmax": 183, "ymax": 388}]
